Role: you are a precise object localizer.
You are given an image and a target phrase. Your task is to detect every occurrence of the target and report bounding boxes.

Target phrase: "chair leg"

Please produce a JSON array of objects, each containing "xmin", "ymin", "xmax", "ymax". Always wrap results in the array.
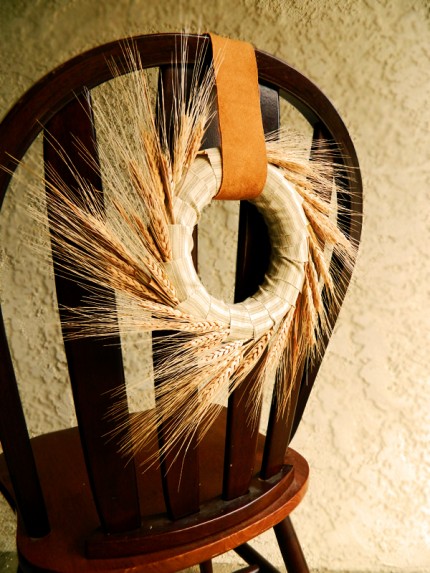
[
  {"xmin": 199, "ymin": 560, "xmax": 214, "ymax": 573},
  {"xmin": 234, "ymin": 543, "xmax": 279, "ymax": 573},
  {"xmin": 273, "ymin": 516, "xmax": 309, "ymax": 573}
]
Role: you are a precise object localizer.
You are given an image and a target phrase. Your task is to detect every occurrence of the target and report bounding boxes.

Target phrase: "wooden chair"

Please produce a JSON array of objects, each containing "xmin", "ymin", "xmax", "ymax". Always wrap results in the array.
[{"xmin": 0, "ymin": 33, "xmax": 363, "ymax": 573}]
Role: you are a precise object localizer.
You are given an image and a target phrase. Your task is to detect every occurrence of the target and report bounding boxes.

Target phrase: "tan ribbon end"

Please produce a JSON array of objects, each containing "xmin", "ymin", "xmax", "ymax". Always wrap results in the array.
[{"xmin": 209, "ymin": 33, "xmax": 267, "ymax": 201}]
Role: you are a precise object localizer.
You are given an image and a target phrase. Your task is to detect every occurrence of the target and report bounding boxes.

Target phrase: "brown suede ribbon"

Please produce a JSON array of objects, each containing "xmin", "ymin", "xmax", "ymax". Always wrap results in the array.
[{"xmin": 209, "ymin": 33, "xmax": 267, "ymax": 200}]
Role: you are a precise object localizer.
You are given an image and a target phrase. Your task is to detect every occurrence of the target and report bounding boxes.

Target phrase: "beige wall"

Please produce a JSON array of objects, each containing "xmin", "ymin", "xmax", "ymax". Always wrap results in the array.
[{"xmin": 1, "ymin": 1, "xmax": 429, "ymax": 571}]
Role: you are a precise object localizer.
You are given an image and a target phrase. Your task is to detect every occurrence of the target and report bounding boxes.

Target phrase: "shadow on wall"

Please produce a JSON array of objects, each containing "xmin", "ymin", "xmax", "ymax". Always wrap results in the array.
[{"xmin": 0, "ymin": 552, "xmax": 18, "ymax": 572}]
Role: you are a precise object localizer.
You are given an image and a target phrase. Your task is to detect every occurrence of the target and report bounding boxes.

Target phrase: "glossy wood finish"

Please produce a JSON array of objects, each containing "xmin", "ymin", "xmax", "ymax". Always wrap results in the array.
[
  {"xmin": 0, "ymin": 32, "xmax": 362, "ymax": 572},
  {"xmin": 234, "ymin": 543, "xmax": 280, "ymax": 573},
  {"xmin": 223, "ymin": 353, "xmax": 265, "ymax": 500},
  {"xmin": 223, "ymin": 84, "xmax": 279, "ymax": 500},
  {"xmin": 274, "ymin": 517, "xmax": 310, "ymax": 573},
  {"xmin": 85, "ymin": 414, "xmax": 295, "ymax": 558},
  {"xmin": 0, "ymin": 35, "xmax": 362, "ymax": 203},
  {"xmin": 0, "ymin": 32, "xmax": 363, "ymax": 439},
  {"xmin": 0, "ymin": 308, "xmax": 50, "ymax": 538},
  {"xmin": 262, "ymin": 118, "xmax": 358, "ymax": 469},
  {"xmin": 199, "ymin": 560, "xmax": 214, "ymax": 573},
  {"xmin": 289, "ymin": 123, "xmax": 334, "ymax": 440},
  {"xmin": 261, "ymin": 357, "xmax": 306, "ymax": 479},
  {"xmin": 152, "ymin": 66, "xmax": 201, "ymax": 521},
  {"xmin": 44, "ymin": 92, "xmax": 141, "ymax": 534},
  {"xmin": 0, "ymin": 411, "xmax": 309, "ymax": 572}
]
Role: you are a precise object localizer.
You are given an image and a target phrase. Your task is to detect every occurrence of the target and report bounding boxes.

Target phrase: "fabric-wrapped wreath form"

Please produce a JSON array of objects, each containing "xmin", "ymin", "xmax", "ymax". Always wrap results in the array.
[
  {"xmin": 38, "ymin": 36, "xmax": 357, "ymax": 461},
  {"xmin": 168, "ymin": 148, "xmax": 308, "ymax": 341}
]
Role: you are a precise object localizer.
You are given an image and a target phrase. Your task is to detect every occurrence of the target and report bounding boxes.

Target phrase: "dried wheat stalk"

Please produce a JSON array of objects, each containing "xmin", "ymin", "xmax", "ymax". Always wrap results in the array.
[{"xmin": 23, "ymin": 42, "xmax": 358, "ymax": 466}]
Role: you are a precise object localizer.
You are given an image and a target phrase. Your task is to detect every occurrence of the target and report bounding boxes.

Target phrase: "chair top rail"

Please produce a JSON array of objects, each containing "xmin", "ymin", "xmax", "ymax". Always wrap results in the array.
[{"xmin": 0, "ymin": 34, "xmax": 363, "ymax": 235}]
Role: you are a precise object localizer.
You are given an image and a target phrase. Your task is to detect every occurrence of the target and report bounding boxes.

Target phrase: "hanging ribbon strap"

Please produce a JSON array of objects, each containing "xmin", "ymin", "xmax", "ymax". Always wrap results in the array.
[{"xmin": 209, "ymin": 33, "xmax": 267, "ymax": 200}]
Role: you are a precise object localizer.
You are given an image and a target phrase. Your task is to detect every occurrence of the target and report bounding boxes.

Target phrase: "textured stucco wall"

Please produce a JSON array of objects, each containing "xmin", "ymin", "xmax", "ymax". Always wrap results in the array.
[{"xmin": 1, "ymin": 1, "xmax": 430, "ymax": 572}]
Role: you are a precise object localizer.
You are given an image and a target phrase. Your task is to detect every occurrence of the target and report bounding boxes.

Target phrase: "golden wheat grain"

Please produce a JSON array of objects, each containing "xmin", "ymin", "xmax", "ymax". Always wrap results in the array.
[
  {"xmin": 306, "ymin": 256, "xmax": 323, "ymax": 315},
  {"xmin": 142, "ymin": 130, "xmax": 165, "ymax": 202},
  {"xmin": 303, "ymin": 201, "xmax": 349, "ymax": 252},
  {"xmin": 130, "ymin": 211, "xmax": 162, "ymax": 263},
  {"xmin": 294, "ymin": 183, "xmax": 331, "ymax": 215},
  {"xmin": 266, "ymin": 309, "xmax": 295, "ymax": 371},
  {"xmin": 184, "ymin": 330, "xmax": 229, "ymax": 352},
  {"xmin": 21, "ymin": 42, "xmax": 358, "ymax": 466}
]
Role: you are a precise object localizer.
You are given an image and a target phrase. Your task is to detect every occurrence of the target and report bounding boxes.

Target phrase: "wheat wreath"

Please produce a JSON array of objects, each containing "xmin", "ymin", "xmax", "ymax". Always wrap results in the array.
[{"xmin": 26, "ymin": 38, "xmax": 358, "ymax": 466}]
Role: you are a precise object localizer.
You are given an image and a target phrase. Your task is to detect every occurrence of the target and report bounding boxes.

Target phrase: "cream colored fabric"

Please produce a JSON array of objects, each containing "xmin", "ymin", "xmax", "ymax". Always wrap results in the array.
[{"xmin": 165, "ymin": 148, "xmax": 309, "ymax": 340}]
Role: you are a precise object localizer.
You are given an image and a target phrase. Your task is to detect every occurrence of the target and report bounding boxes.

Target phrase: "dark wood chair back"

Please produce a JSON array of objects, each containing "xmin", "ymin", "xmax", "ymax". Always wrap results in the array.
[{"xmin": 0, "ymin": 33, "xmax": 362, "ymax": 564}]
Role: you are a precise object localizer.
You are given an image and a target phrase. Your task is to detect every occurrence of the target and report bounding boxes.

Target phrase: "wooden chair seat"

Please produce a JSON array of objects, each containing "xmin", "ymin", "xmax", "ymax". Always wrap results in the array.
[{"xmin": 0, "ymin": 408, "xmax": 308, "ymax": 572}]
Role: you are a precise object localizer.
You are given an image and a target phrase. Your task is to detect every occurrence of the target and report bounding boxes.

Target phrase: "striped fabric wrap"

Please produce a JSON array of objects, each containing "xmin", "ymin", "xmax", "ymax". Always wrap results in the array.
[{"xmin": 165, "ymin": 148, "xmax": 309, "ymax": 341}]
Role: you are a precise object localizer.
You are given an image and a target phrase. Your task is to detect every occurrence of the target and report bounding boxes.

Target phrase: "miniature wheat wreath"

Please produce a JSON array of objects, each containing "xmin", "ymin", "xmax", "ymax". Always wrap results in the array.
[{"xmin": 38, "ymin": 38, "xmax": 357, "ymax": 464}]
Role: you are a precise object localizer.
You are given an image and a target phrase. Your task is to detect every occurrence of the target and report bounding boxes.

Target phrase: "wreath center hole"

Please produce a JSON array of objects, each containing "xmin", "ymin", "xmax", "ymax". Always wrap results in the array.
[{"xmin": 197, "ymin": 200, "xmax": 240, "ymax": 304}]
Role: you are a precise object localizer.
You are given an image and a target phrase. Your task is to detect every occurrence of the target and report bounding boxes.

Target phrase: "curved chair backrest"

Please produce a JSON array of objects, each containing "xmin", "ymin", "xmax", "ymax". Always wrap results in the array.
[{"xmin": 0, "ymin": 33, "xmax": 362, "ymax": 551}]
